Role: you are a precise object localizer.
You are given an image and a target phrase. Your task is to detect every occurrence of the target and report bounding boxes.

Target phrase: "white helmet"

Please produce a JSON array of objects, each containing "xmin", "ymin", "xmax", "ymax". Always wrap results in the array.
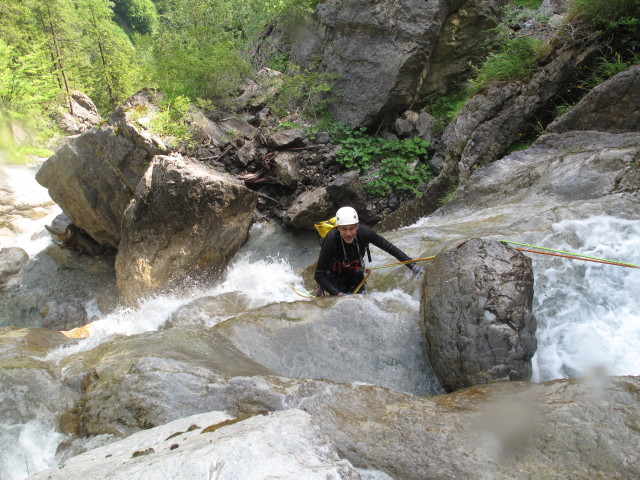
[{"xmin": 335, "ymin": 206, "xmax": 359, "ymax": 226}]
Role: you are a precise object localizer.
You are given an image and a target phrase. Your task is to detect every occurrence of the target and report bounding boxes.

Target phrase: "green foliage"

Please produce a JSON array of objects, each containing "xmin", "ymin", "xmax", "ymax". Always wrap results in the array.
[
  {"xmin": 566, "ymin": 0, "xmax": 640, "ymax": 50},
  {"xmin": 468, "ymin": 35, "xmax": 546, "ymax": 94},
  {"xmin": 149, "ymin": 95, "xmax": 192, "ymax": 147},
  {"xmin": 511, "ymin": 0, "xmax": 544, "ymax": 9},
  {"xmin": 0, "ymin": 40, "xmax": 59, "ymax": 118},
  {"xmin": 113, "ymin": 0, "xmax": 159, "ymax": 35},
  {"xmin": 126, "ymin": 94, "xmax": 192, "ymax": 148},
  {"xmin": 439, "ymin": 176, "xmax": 459, "ymax": 206},
  {"xmin": 76, "ymin": 0, "xmax": 148, "ymax": 112},
  {"xmin": 327, "ymin": 122, "xmax": 432, "ymax": 197},
  {"xmin": 426, "ymin": 88, "xmax": 469, "ymax": 134},
  {"xmin": 587, "ymin": 51, "xmax": 639, "ymax": 87},
  {"xmin": 271, "ymin": 64, "xmax": 337, "ymax": 120},
  {"xmin": 150, "ymin": 40, "xmax": 249, "ymax": 102}
]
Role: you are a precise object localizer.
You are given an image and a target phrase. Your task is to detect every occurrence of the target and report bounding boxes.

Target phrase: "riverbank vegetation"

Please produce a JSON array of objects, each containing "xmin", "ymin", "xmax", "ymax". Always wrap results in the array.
[{"xmin": 1, "ymin": 0, "xmax": 638, "ymax": 173}]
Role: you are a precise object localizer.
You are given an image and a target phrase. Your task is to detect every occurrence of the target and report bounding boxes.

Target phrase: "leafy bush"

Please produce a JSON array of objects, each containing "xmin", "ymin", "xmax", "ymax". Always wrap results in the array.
[
  {"xmin": 151, "ymin": 41, "xmax": 250, "ymax": 102},
  {"xmin": 270, "ymin": 64, "xmax": 337, "ymax": 120},
  {"xmin": 113, "ymin": 0, "xmax": 159, "ymax": 35},
  {"xmin": 327, "ymin": 122, "xmax": 432, "ymax": 197}
]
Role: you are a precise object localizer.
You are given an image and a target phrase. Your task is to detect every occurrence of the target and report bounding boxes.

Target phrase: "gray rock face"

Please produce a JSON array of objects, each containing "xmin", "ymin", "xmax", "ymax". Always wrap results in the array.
[
  {"xmin": 418, "ymin": 0, "xmax": 506, "ymax": 101},
  {"xmin": 54, "ymin": 91, "xmax": 102, "ymax": 135},
  {"xmin": 272, "ymin": 151, "xmax": 303, "ymax": 188},
  {"xmin": 262, "ymin": 128, "xmax": 308, "ymax": 149},
  {"xmin": 283, "ymin": 186, "xmax": 333, "ymax": 230},
  {"xmin": 548, "ymin": 64, "xmax": 640, "ymax": 134},
  {"xmin": 3, "ymin": 322, "xmax": 639, "ymax": 480},
  {"xmin": 290, "ymin": 0, "xmax": 452, "ymax": 127},
  {"xmin": 420, "ymin": 238, "xmax": 537, "ymax": 392},
  {"xmin": 36, "ymin": 91, "xmax": 171, "ymax": 248},
  {"xmin": 0, "ymin": 247, "xmax": 28, "ymax": 291},
  {"xmin": 115, "ymin": 155, "xmax": 257, "ymax": 305},
  {"xmin": 442, "ymin": 44, "xmax": 599, "ymax": 182},
  {"xmin": 35, "ymin": 126, "xmax": 144, "ymax": 248},
  {"xmin": 213, "ymin": 295, "xmax": 442, "ymax": 396},
  {"xmin": 325, "ymin": 171, "xmax": 370, "ymax": 220}
]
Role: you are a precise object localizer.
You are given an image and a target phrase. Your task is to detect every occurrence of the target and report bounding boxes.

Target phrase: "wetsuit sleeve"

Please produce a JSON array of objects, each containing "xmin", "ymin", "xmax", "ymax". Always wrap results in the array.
[
  {"xmin": 314, "ymin": 233, "xmax": 342, "ymax": 295},
  {"xmin": 360, "ymin": 225, "xmax": 415, "ymax": 270}
]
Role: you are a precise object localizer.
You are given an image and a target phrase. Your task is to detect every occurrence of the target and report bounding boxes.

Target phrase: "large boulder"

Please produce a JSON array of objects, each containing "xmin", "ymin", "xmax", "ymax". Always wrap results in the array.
[
  {"xmin": 547, "ymin": 64, "xmax": 640, "ymax": 134},
  {"xmin": 420, "ymin": 238, "xmax": 537, "ymax": 392},
  {"xmin": 36, "ymin": 91, "xmax": 170, "ymax": 248},
  {"xmin": 115, "ymin": 155, "xmax": 257, "ymax": 305},
  {"xmin": 283, "ymin": 186, "xmax": 333, "ymax": 231},
  {"xmin": 285, "ymin": 0, "xmax": 507, "ymax": 127},
  {"xmin": 289, "ymin": 0, "xmax": 452, "ymax": 127},
  {"xmin": 54, "ymin": 91, "xmax": 102, "ymax": 135}
]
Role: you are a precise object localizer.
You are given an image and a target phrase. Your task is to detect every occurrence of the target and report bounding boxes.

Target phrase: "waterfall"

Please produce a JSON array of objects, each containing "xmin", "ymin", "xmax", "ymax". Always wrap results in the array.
[{"xmin": 2, "ymin": 165, "xmax": 640, "ymax": 480}]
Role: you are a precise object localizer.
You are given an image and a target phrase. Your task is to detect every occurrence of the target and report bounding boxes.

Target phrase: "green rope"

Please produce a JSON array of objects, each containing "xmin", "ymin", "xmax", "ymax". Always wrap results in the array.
[{"xmin": 500, "ymin": 240, "xmax": 640, "ymax": 269}]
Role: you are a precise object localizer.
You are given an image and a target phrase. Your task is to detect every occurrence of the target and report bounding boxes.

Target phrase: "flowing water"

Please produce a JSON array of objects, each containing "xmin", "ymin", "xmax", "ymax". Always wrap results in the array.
[{"xmin": 1, "ymin": 165, "xmax": 640, "ymax": 479}]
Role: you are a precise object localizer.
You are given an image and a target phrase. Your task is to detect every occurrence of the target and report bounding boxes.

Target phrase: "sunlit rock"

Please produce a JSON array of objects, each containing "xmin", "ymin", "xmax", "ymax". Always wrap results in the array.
[
  {"xmin": 54, "ymin": 91, "xmax": 102, "ymax": 135},
  {"xmin": 28, "ymin": 410, "xmax": 364, "ymax": 480},
  {"xmin": 115, "ymin": 155, "xmax": 257, "ymax": 305},
  {"xmin": 35, "ymin": 128, "xmax": 153, "ymax": 248}
]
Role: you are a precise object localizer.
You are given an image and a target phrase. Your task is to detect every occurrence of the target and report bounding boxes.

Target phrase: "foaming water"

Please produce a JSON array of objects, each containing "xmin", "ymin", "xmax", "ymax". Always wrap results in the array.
[
  {"xmin": 531, "ymin": 216, "xmax": 640, "ymax": 381},
  {"xmin": 206, "ymin": 255, "xmax": 309, "ymax": 308},
  {"xmin": 47, "ymin": 254, "xmax": 308, "ymax": 362},
  {"xmin": 0, "ymin": 411, "xmax": 63, "ymax": 480},
  {"xmin": 0, "ymin": 164, "xmax": 61, "ymax": 256}
]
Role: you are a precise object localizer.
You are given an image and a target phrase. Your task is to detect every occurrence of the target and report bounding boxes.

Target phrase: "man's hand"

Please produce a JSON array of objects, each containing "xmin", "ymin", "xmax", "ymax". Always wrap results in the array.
[{"xmin": 411, "ymin": 265, "xmax": 425, "ymax": 275}]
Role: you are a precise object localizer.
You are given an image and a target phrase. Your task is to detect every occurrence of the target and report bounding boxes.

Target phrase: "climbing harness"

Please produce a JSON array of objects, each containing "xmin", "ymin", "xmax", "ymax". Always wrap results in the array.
[{"xmin": 290, "ymin": 256, "xmax": 435, "ymax": 299}]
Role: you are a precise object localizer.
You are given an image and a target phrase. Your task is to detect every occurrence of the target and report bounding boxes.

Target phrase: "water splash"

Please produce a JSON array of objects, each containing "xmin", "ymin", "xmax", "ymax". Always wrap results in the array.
[
  {"xmin": 0, "ymin": 412, "xmax": 64, "ymax": 480},
  {"xmin": 531, "ymin": 216, "xmax": 640, "ymax": 381}
]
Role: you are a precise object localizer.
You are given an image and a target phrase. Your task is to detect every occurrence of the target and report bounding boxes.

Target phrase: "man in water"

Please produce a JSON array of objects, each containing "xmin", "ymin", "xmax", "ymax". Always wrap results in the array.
[{"xmin": 314, "ymin": 206, "xmax": 424, "ymax": 296}]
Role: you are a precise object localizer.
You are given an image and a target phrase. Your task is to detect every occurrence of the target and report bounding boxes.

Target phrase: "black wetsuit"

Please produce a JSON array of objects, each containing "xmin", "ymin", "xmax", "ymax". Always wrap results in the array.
[{"xmin": 314, "ymin": 225, "xmax": 415, "ymax": 295}]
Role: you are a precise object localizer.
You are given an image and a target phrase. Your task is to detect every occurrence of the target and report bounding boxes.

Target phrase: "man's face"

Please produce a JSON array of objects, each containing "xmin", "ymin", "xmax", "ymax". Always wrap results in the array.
[{"xmin": 337, "ymin": 224, "xmax": 358, "ymax": 244}]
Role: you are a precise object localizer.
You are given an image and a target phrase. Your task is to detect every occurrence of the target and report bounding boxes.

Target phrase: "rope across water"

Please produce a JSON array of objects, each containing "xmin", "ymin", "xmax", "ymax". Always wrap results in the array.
[{"xmin": 291, "ymin": 241, "xmax": 638, "ymax": 299}]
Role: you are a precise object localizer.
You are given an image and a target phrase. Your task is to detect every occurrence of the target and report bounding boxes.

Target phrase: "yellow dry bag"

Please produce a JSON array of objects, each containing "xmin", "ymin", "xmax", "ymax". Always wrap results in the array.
[{"xmin": 314, "ymin": 216, "xmax": 337, "ymax": 238}]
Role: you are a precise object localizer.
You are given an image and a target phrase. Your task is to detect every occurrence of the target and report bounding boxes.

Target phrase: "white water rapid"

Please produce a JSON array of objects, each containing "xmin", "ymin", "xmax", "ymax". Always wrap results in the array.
[{"xmin": 1, "ymin": 164, "xmax": 640, "ymax": 480}]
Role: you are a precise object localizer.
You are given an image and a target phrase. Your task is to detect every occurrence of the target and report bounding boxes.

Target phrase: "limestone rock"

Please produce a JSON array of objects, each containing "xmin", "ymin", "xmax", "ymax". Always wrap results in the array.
[
  {"xmin": 325, "ymin": 171, "xmax": 370, "ymax": 221},
  {"xmin": 36, "ymin": 91, "xmax": 171, "ymax": 248},
  {"xmin": 54, "ymin": 91, "xmax": 102, "ymax": 135},
  {"xmin": 0, "ymin": 247, "xmax": 28, "ymax": 291},
  {"xmin": 283, "ymin": 186, "xmax": 333, "ymax": 231},
  {"xmin": 547, "ymin": 64, "xmax": 640, "ymax": 134},
  {"xmin": 272, "ymin": 151, "xmax": 302, "ymax": 188},
  {"xmin": 420, "ymin": 238, "xmax": 537, "ymax": 392},
  {"xmin": 262, "ymin": 128, "xmax": 308, "ymax": 149},
  {"xmin": 115, "ymin": 155, "xmax": 257, "ymax": 305},
  {"xmin": 28, "ymin": 410, "xmax": 363, "ymax": 480},
  {"xmin": 443, "ymin": 44, "xmax": 599, "ymax": 182},
  {"xmin": 289, "ymin": 0, "xmax": 452, "ymax": 127}
]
